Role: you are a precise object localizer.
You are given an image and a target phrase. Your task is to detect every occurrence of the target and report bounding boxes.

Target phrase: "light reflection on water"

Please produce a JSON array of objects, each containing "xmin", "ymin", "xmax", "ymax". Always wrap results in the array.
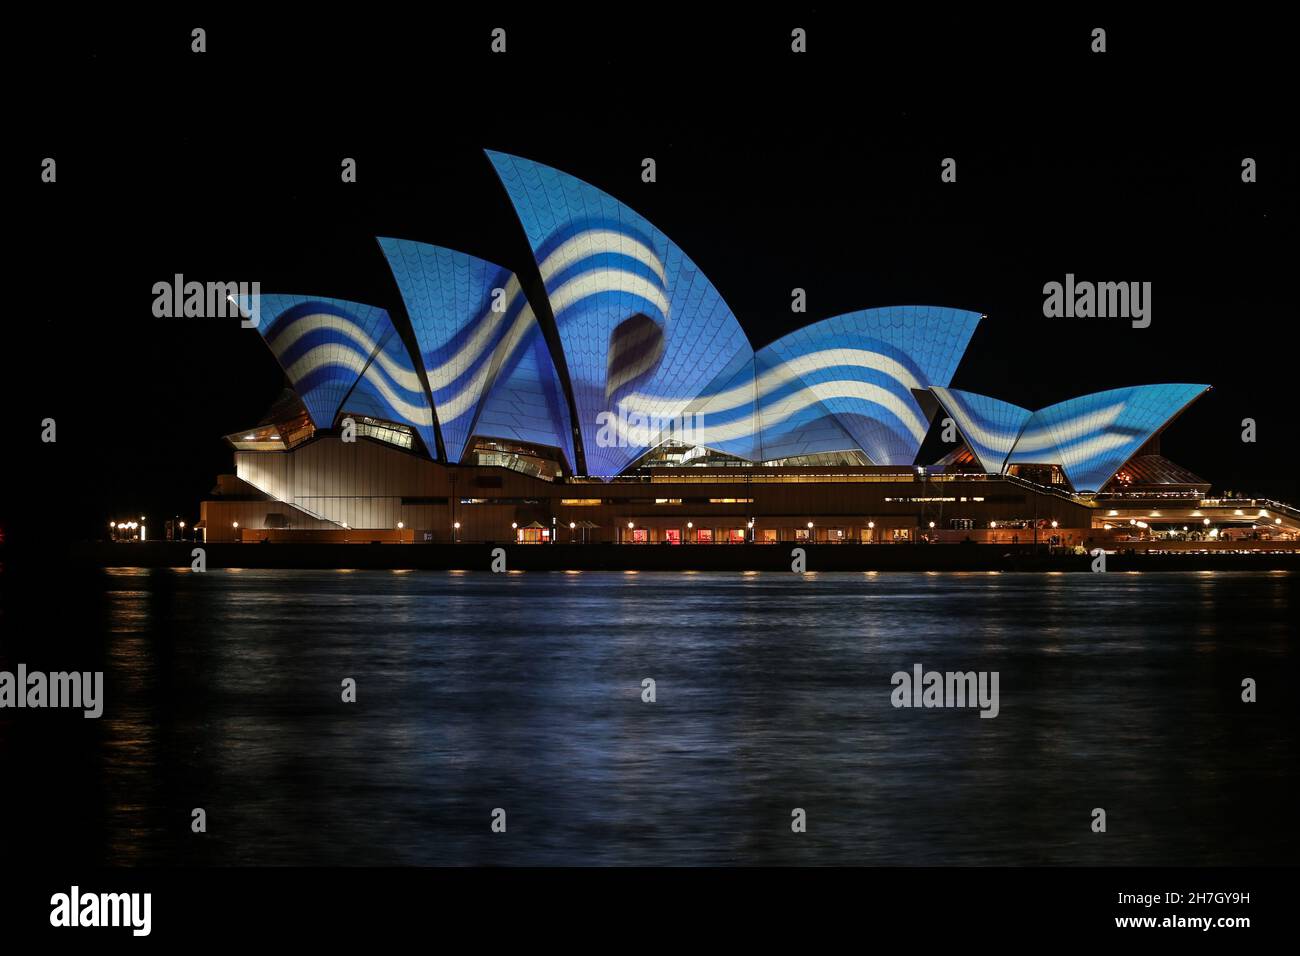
[{"xmin": 3, "ymin": 569, "xmax": 1296, "ymax": 866}]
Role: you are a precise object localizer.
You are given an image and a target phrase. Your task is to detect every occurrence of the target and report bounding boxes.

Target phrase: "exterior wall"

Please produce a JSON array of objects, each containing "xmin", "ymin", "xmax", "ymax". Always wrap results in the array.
[
  {"xmin": 207, "ymin": 436, "xmax": 1101, "ymax": 544},
  {"xmin": 199, "ymin": 500, "xmax": 344, "ymax": 543}
]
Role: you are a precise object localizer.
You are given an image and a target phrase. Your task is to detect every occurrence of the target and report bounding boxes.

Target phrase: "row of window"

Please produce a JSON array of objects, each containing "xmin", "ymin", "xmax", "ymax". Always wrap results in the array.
[{"xmin": 558, "ymin": 497, "xmax": 755, "ymax": 505}]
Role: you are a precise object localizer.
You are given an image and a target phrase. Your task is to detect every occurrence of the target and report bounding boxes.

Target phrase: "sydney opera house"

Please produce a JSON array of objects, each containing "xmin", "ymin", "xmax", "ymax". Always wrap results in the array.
[{"xmin": 196, "ymin": 151, "xmax": 1298, "ymax": 548}]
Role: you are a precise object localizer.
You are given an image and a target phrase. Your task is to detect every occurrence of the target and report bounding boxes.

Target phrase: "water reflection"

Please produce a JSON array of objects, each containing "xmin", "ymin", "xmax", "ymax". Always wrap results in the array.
[{"xmin": 2, "ymin": 569, "xmax": 1295, "ymax": 866}]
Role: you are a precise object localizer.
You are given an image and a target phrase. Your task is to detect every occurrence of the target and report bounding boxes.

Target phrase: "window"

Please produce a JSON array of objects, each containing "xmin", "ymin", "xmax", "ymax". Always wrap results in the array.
[
  {"xmin": 696, "ymin": 528, "xmax": 714, "ymax": 544},
  {"xmin": 631, "ymin": 529, "xmax": 648, "ymax": 544},
  {"xmin": 665, "ymin": 528, "xmax": 682, "ymax": 545},
  {"xmin": 762, "ymin": 529, "xmax": 778, "ymax": 543},
  {"xmin": 727, "ymin": 528, "xmax": 745, "ymax": 544},
  {"xmin": 795, "ymin": 528, "xmax": 810, "ymax": 542},
  {"xmin": 354, "ymin": 417, "xmax": 414, "ymax": 449}
]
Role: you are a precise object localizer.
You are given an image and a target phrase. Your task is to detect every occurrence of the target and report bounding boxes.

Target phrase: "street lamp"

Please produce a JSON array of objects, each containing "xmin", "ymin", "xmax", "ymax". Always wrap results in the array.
[
  {"xmin": 453, "ymin": 520, "xmax": 461, "ymax": 544},
  {"xmin": 686, "ymin": 520, "xmax": 693, "ymax": 544},
  {"xmin": 806, "ymin": 520, "xmax": 814, "ymax": 544},
  {"xmin": 570, "ymin": 520, "xmax": 576, "ymax": 543},
  {"xmin": 747, "ymin": 517, "xmax": 754, "ymax": 543},
  {"xmin": 232, "ymin": 521, "xmax": 239, "ymax": 543}
]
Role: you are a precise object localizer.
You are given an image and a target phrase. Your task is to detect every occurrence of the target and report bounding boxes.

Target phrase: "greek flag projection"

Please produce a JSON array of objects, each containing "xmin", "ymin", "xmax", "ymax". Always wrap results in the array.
[
  {"xmin": 929, "ymin": 387, "xmax": 1033, "ymax": 474},
  {"xmin": 378, "ymin": 238, "xmax": 574, "ymax": 468},
  {"xmin": 755, "ymin": 308, "xmax": 981, "ymax": 464},
  {"xmin": 486, "ymin": 150, "xmax": 753, "ymax": 476},
  {"xmin": 236, "ymin": 157, "xmax": 1209, "ymax": 489},
  {"xmin": 241, "ymin": 293, "xmax": 436, "ymax": 452},
  {"xmin": 1004, "ymin": 384, "xmax": 1210, "ymax": 492}
]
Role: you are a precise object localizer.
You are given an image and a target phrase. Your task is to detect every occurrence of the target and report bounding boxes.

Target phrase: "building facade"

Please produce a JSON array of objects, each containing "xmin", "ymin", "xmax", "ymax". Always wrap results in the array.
[{"xmin": 193, "ymin": 150, "xmax": 1297, "ymax": 547}]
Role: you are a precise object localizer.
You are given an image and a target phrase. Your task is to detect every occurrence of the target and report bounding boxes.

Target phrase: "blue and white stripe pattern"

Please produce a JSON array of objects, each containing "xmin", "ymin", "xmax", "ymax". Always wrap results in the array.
[
  {"xmin": 241, "ymin": 293, "xmax": 436, "ymax": 451},
  {"xmin": 928, "ymin": 387, "xmax": 1032, "ymax": 474},
  {"xmin": 755, "ymin": 308, "xmax": 982, "ymax": 464},
  {"xmin": 1005, "ymin": 384, "xmax": 1210, "ymax": 492},
  {"xmin": 378, "ymin": 238, "xmax": 574, "ymax": 467},
  {"xmin": 488, "ymin": 150, "xmax": 753, "ymax": 476}
]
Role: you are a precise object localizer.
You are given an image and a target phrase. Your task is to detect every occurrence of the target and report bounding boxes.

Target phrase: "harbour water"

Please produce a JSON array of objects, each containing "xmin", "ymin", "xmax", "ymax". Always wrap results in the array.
[{"xmin": 1, "ymin": 569, "xmax": 1295, "ymax": 865}]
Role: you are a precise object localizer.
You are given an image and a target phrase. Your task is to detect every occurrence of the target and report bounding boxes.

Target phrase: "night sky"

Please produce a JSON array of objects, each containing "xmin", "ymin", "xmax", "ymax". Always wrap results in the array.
[{"xmin": 7, "ymin": 12, "xmax": 1295, "ymax": 552}]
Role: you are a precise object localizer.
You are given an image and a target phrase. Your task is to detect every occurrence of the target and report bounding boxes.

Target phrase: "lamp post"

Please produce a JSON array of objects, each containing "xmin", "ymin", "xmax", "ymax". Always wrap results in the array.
[
  {"xmin": 232, "ymin": 520, "xmax": 239, "ymax": 543},
  {"xmin": 807, "ymin": 520, "xmax": 814, "ymax": 544},
  {"xmin": 867, "ymin": 520, "xmax": 875, "ymax": 544},
  {"xmin": 747, "ymin": 518, "xmax": 754, "ymax": 544},
  {"xmin": 627, "ymin": 520, "xmax": 634, "ymax": 545},
  {"xmin": 453, "ymin": 520, "xmax": 461, "ymax": 544},
  {"xmin": 687, "ymin": 520, "xmax": 693, "ymax": 544},
  {"xmin": 570, "ymin": 520, "xmax": 576, "ymax": 543},
  {"xmin": 397, "ymin": 520, "xmax": 404, "ymax": 544},
  {"xmin": 512, "ymin": 521, "xmax": 518, "ymax": 544}
]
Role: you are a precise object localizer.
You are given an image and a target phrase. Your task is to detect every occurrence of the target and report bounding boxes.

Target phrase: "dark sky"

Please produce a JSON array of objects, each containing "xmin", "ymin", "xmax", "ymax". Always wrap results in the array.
[{"xmin": 7, "ymin": 11, "xmax": 1296, "ymax": 548}]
